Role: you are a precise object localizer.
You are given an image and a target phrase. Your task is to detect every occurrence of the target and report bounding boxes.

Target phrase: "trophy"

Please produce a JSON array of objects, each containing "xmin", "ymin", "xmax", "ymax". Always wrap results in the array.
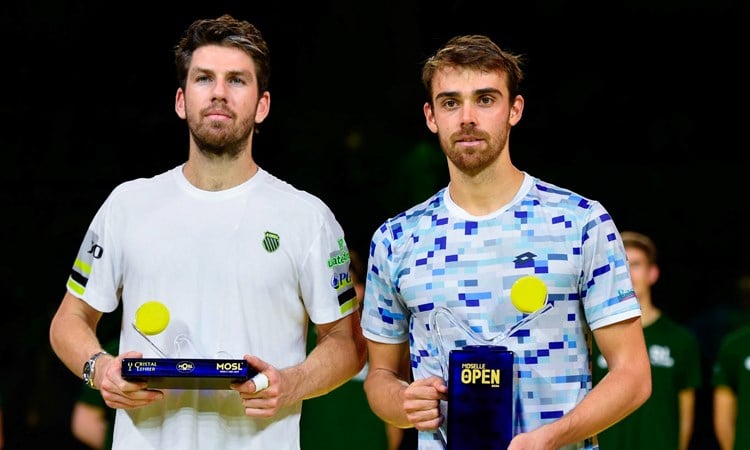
[
  {"xmin": 122, "ymin": 301, "xmax": 255, "ymax": 389},
  {"xmin": 430, "ymin": 275, "xmax": 552, "ymax": 449}
]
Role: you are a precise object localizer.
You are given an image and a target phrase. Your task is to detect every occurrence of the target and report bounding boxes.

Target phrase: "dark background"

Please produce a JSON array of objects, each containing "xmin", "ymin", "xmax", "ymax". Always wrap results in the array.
[{"xmin": 2, "ymin": 1, "xmax": 749, "ymax": 448}]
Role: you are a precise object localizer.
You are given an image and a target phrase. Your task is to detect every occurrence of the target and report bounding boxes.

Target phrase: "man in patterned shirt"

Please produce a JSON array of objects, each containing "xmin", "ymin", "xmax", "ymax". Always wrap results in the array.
[{"xmin": 360, "ymin": 34, "xmax": 651, "ymax": 450}]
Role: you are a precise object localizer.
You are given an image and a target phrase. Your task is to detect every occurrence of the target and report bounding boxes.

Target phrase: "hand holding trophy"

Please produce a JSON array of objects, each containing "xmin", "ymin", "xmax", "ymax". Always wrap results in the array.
[{"xmin": 431, "ymin": 275, "xmax": 552, "ymax": 449}]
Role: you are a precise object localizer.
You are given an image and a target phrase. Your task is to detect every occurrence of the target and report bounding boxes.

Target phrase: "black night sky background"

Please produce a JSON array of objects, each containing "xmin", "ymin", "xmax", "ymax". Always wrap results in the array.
[{"xmin": 1, "ymin": 1, "xmax": 749, "ymax": 448}]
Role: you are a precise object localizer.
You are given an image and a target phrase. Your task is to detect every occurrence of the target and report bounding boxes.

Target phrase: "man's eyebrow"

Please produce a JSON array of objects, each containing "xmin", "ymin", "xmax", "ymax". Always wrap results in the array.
[
  {"xmin": 189, "ymin": 67, "xmax": 253, "ymax": 78},
  {"xmin": 435, "ymin": 87, "xmax": 503, "ymax": 101},
  {"xmin": 475, "ymin": 87, "xmax": 502, "ymax": 97},
  {"xmin": 433, "ymin": 91, "xmax": 455, "ymax": 103}
]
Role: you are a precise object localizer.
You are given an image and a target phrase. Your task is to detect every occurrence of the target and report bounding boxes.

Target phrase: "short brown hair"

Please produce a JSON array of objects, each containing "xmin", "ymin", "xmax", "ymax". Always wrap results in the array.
[
  {"xmin": 620, "ymin": 231, "xmax": 657, "ymax": 265},
  {"xmin": 421, "ymin": 34, "xmax": 524, "ymax": 105},
  {"xmin": 174, "ymin": 14, "xmax": 270, "ymax": 94}
]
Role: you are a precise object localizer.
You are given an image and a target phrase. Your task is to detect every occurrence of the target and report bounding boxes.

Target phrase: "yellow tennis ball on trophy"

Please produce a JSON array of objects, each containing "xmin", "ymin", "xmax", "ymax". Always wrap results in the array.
[
  {"xmin": 510, "ymin": 275, "xmax": 548, "ymax": 314},
  {"xmin": 134, "ymin": 301, "xmax": 170, "ymax": 335}
]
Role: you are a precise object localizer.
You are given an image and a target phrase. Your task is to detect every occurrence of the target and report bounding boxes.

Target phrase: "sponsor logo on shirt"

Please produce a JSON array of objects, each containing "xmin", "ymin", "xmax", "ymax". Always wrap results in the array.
[
  {"xmin": 649, "ymin": 344, "xmax": 675, "ymax": 368},
  {"xmin": 327, "ymin": 238, "xmax": 350, "ymax": 267}
]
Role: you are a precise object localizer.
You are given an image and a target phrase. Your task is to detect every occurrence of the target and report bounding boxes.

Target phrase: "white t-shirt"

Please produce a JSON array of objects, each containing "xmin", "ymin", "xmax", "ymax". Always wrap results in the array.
[{"xmin": 66, "ymin": 165, "xmax": 357, "ymax": 450}]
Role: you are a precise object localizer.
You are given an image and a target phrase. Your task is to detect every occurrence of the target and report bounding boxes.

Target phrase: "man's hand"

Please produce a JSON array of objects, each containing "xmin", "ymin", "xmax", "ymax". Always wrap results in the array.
[{"xmin": 403, "ymin": 375, "xmax": 448, "ymax": 431}]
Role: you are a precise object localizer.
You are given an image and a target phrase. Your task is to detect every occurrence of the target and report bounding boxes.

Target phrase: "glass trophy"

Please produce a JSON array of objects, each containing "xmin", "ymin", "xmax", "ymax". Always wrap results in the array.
[
  {"xmin": 121, "ymin": 301, "xmax": 254, "ymax": 389},
  {"xmin": 429, "ymin": 275, "xmax": 552, "ymax": 448}
]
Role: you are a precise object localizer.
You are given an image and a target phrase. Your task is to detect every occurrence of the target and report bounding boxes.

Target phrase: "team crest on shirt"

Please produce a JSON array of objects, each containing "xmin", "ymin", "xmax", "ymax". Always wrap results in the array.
[{"xmin": 262, "ymin": 231, "xmax": 280, "ymax": 253}]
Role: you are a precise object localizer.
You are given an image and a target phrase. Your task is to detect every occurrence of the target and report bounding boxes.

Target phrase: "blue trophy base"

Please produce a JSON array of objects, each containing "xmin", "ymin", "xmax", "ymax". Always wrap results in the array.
[
  {"xmin": 447, "ymin": 345, "xmax": 515, "ymax": 449},
  {"xmin": 122, "ymin": 358, "xmax": 255, "ymax": 390}
]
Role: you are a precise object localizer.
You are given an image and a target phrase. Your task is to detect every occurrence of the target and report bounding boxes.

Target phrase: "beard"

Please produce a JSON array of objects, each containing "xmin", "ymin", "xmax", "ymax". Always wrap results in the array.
[
  {"xmin": 187, "ymin": 105, "xmax": 255, "ymax": 159},
  {"xmin": 441, "ymin": 123, "xmax": 510, "ymax": 176}
]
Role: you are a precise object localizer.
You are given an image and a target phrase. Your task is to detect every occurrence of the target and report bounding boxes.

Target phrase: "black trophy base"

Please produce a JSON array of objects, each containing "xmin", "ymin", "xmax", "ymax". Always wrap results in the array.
[{"xmin": 122, "ymin": 358, "xmax": 256, "ymax": 390}]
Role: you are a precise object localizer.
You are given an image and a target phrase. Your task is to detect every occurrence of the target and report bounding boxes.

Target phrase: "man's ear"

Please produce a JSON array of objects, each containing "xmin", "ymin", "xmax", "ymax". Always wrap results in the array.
[
  {"xmin": 648, "ymin": 264, "xmax": 660, "ymax": 285},
  {"xmin": 423, "ymin": 102, "xmax": 438, "ymax": 134},
  {"xmin": 175, "ymin": 88, "xmax": 186, "ymax": 119},
  {"xmin": 254, "ymin": 91, "xmax": 271, "ymax": 124},
  {"xmin": 509, "ymin": 94, "xmax": 524, "ymax": 126}
]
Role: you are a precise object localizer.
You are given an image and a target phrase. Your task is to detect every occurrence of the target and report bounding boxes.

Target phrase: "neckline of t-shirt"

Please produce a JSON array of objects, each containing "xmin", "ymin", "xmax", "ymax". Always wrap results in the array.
[
  {"xmin": 443, "ymin": 172, "xmax": 533, "ymax": 220},
  {"xmin": 171, "ymin": 163, "xmax": 266, "ymax": 200}
]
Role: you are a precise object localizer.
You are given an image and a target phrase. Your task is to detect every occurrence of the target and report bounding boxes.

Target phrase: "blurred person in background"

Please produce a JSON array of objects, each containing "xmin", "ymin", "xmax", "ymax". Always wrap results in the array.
[
  {"xmin": 0, "ymin": 390, "xmax": 4, "ymax": 450},
  {"xmin": 712, "ymin": 321, "xmax": 750, "ymax": 450},
  {"xmin": 593, "ymin": 231, "xmax": 701, "ymax": 450}
]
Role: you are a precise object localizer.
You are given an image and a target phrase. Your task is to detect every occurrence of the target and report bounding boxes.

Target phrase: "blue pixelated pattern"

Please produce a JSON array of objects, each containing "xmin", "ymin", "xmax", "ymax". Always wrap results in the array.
[{"xmin": 361, "ymin": 174, "xmax": 636, "ymax": 449}]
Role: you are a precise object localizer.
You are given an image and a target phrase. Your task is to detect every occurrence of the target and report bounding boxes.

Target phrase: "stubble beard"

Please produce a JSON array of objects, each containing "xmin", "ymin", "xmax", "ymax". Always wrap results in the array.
[
  {"xmin": 188, "ymin": 113, "xmax": 255, "ymax": 159},
  {"xmin": 442, "ymin": 123, "xmax": 510, "ymax": 176}
]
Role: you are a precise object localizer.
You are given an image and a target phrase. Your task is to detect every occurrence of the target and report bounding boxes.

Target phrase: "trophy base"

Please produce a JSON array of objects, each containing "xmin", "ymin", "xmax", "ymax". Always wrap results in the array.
[
  {"xmin": 122, "ymin": 358, "xmax": 256, "ymax": 390},
  {"xmin": 448, "ymin": 345, "xmax": 515, "ymax": 449}
]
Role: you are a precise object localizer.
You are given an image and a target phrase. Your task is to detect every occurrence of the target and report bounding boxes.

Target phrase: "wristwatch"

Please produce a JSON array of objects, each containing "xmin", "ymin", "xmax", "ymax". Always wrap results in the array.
[{"xmin": 82, "ymin": 351, "xmax": 109, "ymax": 389}]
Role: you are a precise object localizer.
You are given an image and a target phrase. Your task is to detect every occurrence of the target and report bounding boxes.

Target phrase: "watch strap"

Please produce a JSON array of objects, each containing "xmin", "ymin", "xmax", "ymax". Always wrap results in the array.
[{"xmin": 83, "ymin": 350, "xmax": 109, "ymax": 389}]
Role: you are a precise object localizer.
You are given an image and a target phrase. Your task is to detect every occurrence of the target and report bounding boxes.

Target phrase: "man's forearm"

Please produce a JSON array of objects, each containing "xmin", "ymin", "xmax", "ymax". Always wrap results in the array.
[
  {"xmin": 364, "ymin": 367, "xmax": 410, "ymax": 427},
  {"xmin": 49, "ymin": 295, "xmax": 104, "ymax": 378},
  {"xmin": 532, "ymin": 365, "xmax": 651, "ymax": 447},
  {"xmin": 284, "ymin": 318, "xmax": 366, "ymax": 404}
]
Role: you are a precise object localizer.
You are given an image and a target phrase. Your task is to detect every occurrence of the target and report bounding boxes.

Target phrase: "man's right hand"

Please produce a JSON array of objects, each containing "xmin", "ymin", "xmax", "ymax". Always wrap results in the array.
[
  {"xmin": 402, "ymin": 375, "xmax": 448, "ymax": 431},
  {"xmin": 100, "ymin": 351, "xmax": 164, "ymax": 409}
]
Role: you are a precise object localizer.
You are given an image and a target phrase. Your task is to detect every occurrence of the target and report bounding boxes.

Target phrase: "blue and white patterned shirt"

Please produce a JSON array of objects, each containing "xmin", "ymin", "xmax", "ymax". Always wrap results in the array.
[{"xmin": 361, "ymin": 173, "xmax": 639, "ymax": 450}]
